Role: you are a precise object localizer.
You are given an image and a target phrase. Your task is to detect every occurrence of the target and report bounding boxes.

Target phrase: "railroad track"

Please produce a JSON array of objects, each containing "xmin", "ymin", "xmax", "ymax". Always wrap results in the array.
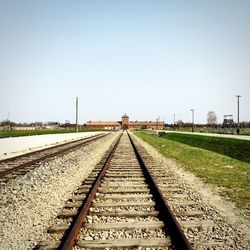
[
  {"xmin": 37, "ymin": 132, "xmax": 192, "ymax": 249},
  {"xmin": 0, "ymin": 133, "xmax": 108, "ymax": 183}
]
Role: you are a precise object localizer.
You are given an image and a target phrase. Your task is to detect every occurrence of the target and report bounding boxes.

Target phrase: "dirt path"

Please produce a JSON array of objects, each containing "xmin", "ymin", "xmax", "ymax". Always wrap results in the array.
[{"xmin": 155, "ymin": 130, "xmax": 250, "ymax": 141}]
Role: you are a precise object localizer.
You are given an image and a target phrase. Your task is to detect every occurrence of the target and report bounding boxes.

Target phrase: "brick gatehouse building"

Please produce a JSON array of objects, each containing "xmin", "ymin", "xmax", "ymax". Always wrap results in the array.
[{"xmin": 85, "ymin": 114, "xmax": 165, "ymax": 130}]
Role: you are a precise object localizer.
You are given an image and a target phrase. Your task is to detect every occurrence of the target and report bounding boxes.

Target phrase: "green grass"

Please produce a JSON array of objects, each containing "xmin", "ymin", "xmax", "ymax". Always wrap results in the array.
[
  {"xmin": 134, "ymin": 131, "xmax": 250, "ymax": 209},
  {"xmin": 167, "ymin": 128, "xmax": 250, "ymax": 135},
  {"xmin": 240, "ymin": 131, "xmax": 250, "ymax": 136},
  {"xmin": 160, "ymin": 133, "xmax": 250, "ymax": 163},
  {"xmin": 0, "ymin": 128, "xmax": 107, "ymax": 138}
]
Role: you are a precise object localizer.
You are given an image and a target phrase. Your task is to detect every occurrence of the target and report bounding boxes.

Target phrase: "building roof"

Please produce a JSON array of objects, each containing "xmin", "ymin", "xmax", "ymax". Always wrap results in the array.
[
  {"xmin": 86, "ymin": 120, "xmax": 164, "ymax": 125},
  {"xmin": 86, "ymin": 121, "xmax": 121, "ymax": 126},
  {"xmin": 122, "ymin": 113, "xmax": 129, "ymax": 118},
  {"xmin": 129, "ymin": 121, "xmax": 164, "ymax": 125}
]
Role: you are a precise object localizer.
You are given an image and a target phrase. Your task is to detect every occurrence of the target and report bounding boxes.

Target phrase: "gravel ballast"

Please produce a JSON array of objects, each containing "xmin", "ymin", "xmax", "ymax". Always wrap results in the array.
[
  {"xmin": 0, "ymin": 132, "xmax": 119, "ymax": 249},
  {"xmin": 0, "ymin": 131, "xmax": 105, "ymax": 160},
  {"xmin": 132, "ymin": 132, "xmax": 249, "ymax": 249}
]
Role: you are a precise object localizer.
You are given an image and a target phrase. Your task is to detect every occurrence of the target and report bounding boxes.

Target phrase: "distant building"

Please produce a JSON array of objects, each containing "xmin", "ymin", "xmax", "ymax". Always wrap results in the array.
[
  {"xmin": 59, "ymin": 123, "xmax": 78, "ymax": 129},
  {"xmin": 223, "ymin": 115, "xmax": 234, "ymax": 127},
  {"xmin": 85, "ymin": 121, "xmax": 121, "ymax": 130},
  {"xmin": 85, "ymin": 114, "xmax": 165, "ymax": 130}
]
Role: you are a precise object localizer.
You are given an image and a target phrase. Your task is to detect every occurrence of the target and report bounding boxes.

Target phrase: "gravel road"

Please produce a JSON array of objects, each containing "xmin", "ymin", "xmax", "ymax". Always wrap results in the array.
[{"xmin": 154, "ymin": 130, "xmax": 250, "ymax": 141}]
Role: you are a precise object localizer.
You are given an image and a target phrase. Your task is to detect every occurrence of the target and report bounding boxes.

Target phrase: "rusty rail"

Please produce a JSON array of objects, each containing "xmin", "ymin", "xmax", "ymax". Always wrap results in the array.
[
  {"xmin": 58, "ymin": 132, "xmax": 122, "ymax": 250},
  {"xmin": 127, "ymin": 132, "xmax": 192, "ymax": 250},
  {"xmin": 57, "ymin": 131, "xmax": 192, "ymax": 249},
  {"xmin": 0, "ymin": 133, "xmax": 108, "ymax": 178}
]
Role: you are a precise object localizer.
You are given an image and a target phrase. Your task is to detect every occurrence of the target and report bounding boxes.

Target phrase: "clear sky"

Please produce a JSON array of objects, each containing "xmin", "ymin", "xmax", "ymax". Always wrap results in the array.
[{"xmin": 0, "ymin": 0, "xmax": 249, "ymax": 124}]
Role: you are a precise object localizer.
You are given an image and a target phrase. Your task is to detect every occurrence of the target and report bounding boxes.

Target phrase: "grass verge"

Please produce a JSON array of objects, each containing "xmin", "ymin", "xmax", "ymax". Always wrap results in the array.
[
  {"xmin": 134, "ymin": 131, "xmax": 250, "ymax": 209},
  {"xmin": 167, "ymin": 128, "xmax": 250, "ymax": 135},
  {"xmin": 160, "ymin": 133, "xmax": 250, "ymax": 163}
]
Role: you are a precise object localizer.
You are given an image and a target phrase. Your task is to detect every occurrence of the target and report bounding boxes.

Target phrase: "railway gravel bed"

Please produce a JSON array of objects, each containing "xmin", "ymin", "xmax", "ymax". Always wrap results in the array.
[
  {"xmin": 132, "ymin": 133, "xmax": 249, "ymax": 249},
  {"xmin": 0, "ymin": 132, "xmax": 119, "ymax": 249},
  {"xmin": 0, "ymin": 133, "xmax": 108, "ymax": 182},
  {"xmin": 1, "ymin": 130, "xmax": 249, "ymax": 249},
  {"xmin": 0, "ymin": 132, "xmax": 105, "ymax": 160},
  {"xmin": 37, "ymin": 132, "xmax": 191, "ymax": 249}
]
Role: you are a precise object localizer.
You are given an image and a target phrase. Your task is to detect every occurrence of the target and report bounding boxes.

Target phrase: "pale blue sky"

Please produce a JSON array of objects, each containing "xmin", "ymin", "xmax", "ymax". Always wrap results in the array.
[{"xmin": 0, "ymin": 0, "xmax": 249, "ymax": 124}]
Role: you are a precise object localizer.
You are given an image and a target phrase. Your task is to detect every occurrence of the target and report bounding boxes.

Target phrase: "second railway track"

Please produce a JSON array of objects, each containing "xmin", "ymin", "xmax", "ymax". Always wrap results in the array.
[
  {"xmin": 37, "ymin": 131, "xmax": 192, "ymax": 249},
  {"xmin": 0, "ymin": 133, "xmax": 108, "ymax": 183}
]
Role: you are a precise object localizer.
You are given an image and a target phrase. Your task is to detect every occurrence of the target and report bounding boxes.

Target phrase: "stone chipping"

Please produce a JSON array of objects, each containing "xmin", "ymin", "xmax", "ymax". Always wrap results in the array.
[
  {"xmin": 1, "ymin": 130, "xmax": 249, "ymax": 249},
  {"xmin": 0, "ymin": 132, "xmax": 118, "ymax": 249},
  {"xmin": 131, "ymin": 132, "xmax": 250, "ymax": 249}
]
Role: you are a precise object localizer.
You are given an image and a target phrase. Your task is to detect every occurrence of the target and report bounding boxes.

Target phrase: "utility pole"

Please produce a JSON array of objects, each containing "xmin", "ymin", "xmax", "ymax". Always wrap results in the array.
[
  {"xmin": 236, "ymin": 95, "xmax": 241, "ymax": 126},
  {"xmin": 76, "ymin": 97, "xmax": 78, "ymax": 133},
  {"xmin": 156, "ymin": 117, "xmax": 159, "ymax": 130},
  {"xmin": 173, "ymin": 114, "xmax": 176, "ymax": 130},
  {"xmin": 7, "ymin": 110, "xmax": 10, "ymax": 131},
  {"xmin": 190, "ymin": 109, "xmax": 194, "ymax": 132},
  {"xmin": 236, "ymin": 95, "xmax": 241, "ymax": 134}
]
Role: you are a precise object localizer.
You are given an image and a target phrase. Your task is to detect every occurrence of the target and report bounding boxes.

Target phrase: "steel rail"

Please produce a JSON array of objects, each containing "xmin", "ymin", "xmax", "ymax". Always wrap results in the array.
[
  {"xmin": 127, "ymin": 132, "xmax": 192, "ymax": 250},
  {"xmin": 0, "ymin": 133, "xmax": 108, "ymax": 178},
  {"xmin": 58, "ymin": 132, "xmax": 122, "ymax": 250},
  {"xmin": 0, "ymin": 133, "xmax": 106, "ymax": 164}
]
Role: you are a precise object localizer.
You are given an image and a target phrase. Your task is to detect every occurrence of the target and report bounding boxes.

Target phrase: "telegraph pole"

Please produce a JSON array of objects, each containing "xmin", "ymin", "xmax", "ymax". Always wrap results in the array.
[
  {"xmin": 7, "ymin": 110, "xmax": 10, "ymax": 131},
  {"xmin": 156, "ymin": 117, "xmax": 159, "ymax": 130},
  {"xmin": 190, "ymin": 109, "xmax": 194, "ymax": 132},
  {"xmin": 173, "ymin": 114, "xmax": 176, "ymax": 130},
  {"xmin": 236, "ymin": 95, "xmax": 241, "ymax": 134},
  {"xmin": 236, "ymin": 95, "xmax": 241, "ymax": 126},
  {"xmin": 76, "ymin": 97, "xmax": 79, "ymax": 133}
]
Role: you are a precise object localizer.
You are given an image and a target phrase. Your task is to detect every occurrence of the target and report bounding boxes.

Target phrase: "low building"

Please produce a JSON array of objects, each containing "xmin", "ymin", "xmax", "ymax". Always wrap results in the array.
[
  {"xmin": 85, "ymin": 114, "xmax": 165, "ymax": 130},
  {"xmin": 84, "ymin": 121, "xmax": 121, "ymax": 130}
]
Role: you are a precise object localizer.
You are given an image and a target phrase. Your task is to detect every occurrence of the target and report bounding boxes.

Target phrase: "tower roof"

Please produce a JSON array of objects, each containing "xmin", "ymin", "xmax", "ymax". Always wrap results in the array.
[{"xmin": 122, "ymin": 113, "xmax": 129, "ymax": 118}]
